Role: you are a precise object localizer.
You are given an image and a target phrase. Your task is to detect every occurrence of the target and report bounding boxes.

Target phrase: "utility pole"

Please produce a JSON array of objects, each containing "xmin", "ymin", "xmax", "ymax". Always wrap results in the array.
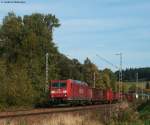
[
  {"xmin": 142, "ymin": 83, "xmax": 144, "ymax": 100},
  {"xmin": 116, "ymin": 53, "xmax": 123, "ymax": 101},
  {"xmin": 45, "ymin": 53, "xmax": 49, "ymax": 91},
  {"xmin": 96, "ymin": 54, "xmax": 119, "ymax": 123},
  {"xmin": 93, "ymin": 72, "xmax": 96, "ymax": 88},
  {"xmin": 66, "ymin": 55, "xmax": 73, "ymax": 79},
  {"xmin": 136, "ymin": 72, "xmax": 139, "ymax": 99}
]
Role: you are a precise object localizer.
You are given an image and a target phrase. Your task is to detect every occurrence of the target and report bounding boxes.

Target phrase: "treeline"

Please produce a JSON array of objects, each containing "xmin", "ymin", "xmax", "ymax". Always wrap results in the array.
[
  {"xmin": 115, "ymin": 68, "xmax": 150, "ymax": 82},
  {"xmin": 0, "ymin": 12, "xmax": 117, "ymax": 108}
]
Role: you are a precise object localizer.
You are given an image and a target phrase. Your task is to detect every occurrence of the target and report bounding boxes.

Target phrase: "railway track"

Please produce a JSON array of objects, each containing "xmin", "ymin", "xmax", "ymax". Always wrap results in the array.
[{"xmin": 0, "ymin": 104, "xmax": 116, "ymax": 119}]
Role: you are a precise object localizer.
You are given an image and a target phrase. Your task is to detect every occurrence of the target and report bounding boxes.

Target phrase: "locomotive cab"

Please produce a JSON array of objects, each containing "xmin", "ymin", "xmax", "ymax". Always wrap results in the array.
[{"xmin": 50, "ymin": 80, "xmax": 68, "ymax": 102}]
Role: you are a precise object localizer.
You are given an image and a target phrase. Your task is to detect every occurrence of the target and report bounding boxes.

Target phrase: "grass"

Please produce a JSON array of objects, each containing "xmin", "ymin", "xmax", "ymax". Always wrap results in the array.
[
  {"xmin": 124, "ymin": 81, "xmax": 146, "ymax": 89},
  {"xmin": 0, "ymin": 111, "xmax": 104, "ymax": 125},
  {"xmin": 138, "ymin": 101, "xmax": 150, "ymax": 120},
  {"xmin": 40, "ymin": 113, "xmax": 103, "ymax": 125},
  {"xmin": 1, "ymin": 101, "xmax": 149, "ymax": 125}
]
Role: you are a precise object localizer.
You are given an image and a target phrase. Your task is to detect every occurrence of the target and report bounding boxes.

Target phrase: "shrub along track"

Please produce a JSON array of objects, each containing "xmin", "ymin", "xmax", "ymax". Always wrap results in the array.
[{"xmin": 0, "ymin": 104, "xmax": 117, "ymax": 119}]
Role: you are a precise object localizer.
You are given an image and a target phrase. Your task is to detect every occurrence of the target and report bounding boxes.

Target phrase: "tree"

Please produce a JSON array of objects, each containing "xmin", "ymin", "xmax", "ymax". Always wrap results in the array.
[
  {"xmin": 44, "ymin": 14, "xmax": 60, "ymax": 40},
  {"xmin": 129, "ymin": 84, "xmax": 136, "ymax": 92},
  {"xmin": 0, "ymin": 12, "xmax": 23, "ymax": 63},
  {"xmin": 83, "ymin": 58, "xmax": 101, "ymax": 87},
  {"xmin": 115, "ymin": 67, "xmax": 150, "ymax": 82},
  {"xmin": 122, "ymin": 83, "xmax": 128, "ymax": 93},
  {"xmin": 100, "ymin": 68, "xmax": 117, "ymax": 90},
  {"xmin": 0, "ymin": 62, "xmax": 34, "ymax": 106},
  {"xmin": 0, "ymin": 12, "xmax": 61, "ymax": 108},
  {"xmin": 71, "ymin": 59, "xmax": 84, "ymax": 80}
]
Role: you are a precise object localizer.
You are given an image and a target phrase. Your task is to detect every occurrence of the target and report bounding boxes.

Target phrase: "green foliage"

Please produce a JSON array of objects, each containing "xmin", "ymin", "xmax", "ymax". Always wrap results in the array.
[
  {"xmin": 145, "ymin": 82, "xmax": 150, "ymax": 89},
  {"xmin": 137, "ymin": 101, "xmax": 150, "ymax": 120},
  {"xmin": 111, "ymin": 101, "xmax": 150, "ymax": 125},
  {"xmin": 100, "ymin": 68, "xmax": 117, "ymax": 90},
  {"xmin": 0, "ymin": 12, "xmax": 60, "ymax": 108},
  {"xmin": 82, "ymin": 58, "xmax": 94, "ymax": 85},
  {"xmin": 122, "ymin": 83, "xmax": 128, "ymax": 93},
  {"xmin": 82, "ymin": 58, "xmax": 101, "ymax": 87},
  {"xmin": 0, "ymin": 63, "xmax": 34, "ymax": 106},
  {"xmin": 129, "ymin": 84, "xmax": 137, "ymax": 92},
  {"xmin": 115, "ymin": 67, "xmax": 150, "ymax": 82},
  {"xmin": 111, "ymin": 108, "xmax": 143, "ymax": 125},
  {"xmin": 82, "ymin": 58, "xmax": 117, "ymax": 89}
]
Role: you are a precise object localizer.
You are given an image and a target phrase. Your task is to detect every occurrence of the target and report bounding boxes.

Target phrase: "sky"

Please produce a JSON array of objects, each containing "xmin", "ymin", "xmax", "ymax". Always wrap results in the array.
[{"xmin": 0, "ymin": 0, "xmax": 150, "ymax": 71}]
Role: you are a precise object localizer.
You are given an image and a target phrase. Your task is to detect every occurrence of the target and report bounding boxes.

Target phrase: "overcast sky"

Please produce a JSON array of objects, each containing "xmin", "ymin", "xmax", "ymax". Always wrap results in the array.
[{"xmin": 0, "ymin": 0, "xmax": 150, "ymax": 70}]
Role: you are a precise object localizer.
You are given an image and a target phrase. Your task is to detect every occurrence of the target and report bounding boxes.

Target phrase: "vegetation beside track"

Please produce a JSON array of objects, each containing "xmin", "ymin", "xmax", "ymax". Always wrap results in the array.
[
  {"xmin": 137, "ymin": 100, "xmax": 150, "ymax": 124},
  {"xmin": 0, "ymin": 111, "xmax": 101, "ymax": 125},
  {"xmin": 0, "ymin": 102, "xmax": 149, "ymax": 125},
  {"xmin": 0, "ymin": 106, "xmax": 110, "ymax": 125},
  {"xmin": 109, "ymin": 101, "xmax": 150, "ymax": 125}
]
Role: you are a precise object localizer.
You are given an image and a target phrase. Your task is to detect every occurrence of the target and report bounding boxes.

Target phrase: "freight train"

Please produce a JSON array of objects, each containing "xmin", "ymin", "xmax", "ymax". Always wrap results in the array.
[{"xmin": 49, "ymin": 79, "xmax": 134, "ymax": 105}]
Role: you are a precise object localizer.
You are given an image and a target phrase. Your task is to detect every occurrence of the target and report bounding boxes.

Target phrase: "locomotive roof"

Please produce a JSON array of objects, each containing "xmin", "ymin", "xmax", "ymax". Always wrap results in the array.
[
  {"xmin": 51, "ymin": 79, "xmax": 88, "ymax": 86},
  {"xmin": 69, "ymin": 79, "xmax": 88, "ymax": 86}
]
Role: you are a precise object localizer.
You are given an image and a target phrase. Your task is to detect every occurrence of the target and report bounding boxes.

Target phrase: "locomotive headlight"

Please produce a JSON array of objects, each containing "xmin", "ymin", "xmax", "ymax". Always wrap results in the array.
[
  {"xmin": 63, "ymin": 90, "xmax": 67, "ymax": 93},
  {"xmin": 51, "ymin": 90, "xmax": 55, "ymax": 94}
]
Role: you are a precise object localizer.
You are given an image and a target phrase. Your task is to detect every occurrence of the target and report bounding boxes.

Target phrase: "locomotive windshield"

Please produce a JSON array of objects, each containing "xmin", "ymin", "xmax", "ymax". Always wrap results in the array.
[{"xmin": 52, "ymin": 82, "xmax": 66, "ymax": 88}]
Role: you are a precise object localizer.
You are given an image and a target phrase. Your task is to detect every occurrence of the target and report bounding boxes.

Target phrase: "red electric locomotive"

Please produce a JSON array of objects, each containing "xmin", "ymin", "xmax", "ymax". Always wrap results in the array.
[{"xmin": 50, "ymin": 79, "xmax": 92, "ymax": 104}]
